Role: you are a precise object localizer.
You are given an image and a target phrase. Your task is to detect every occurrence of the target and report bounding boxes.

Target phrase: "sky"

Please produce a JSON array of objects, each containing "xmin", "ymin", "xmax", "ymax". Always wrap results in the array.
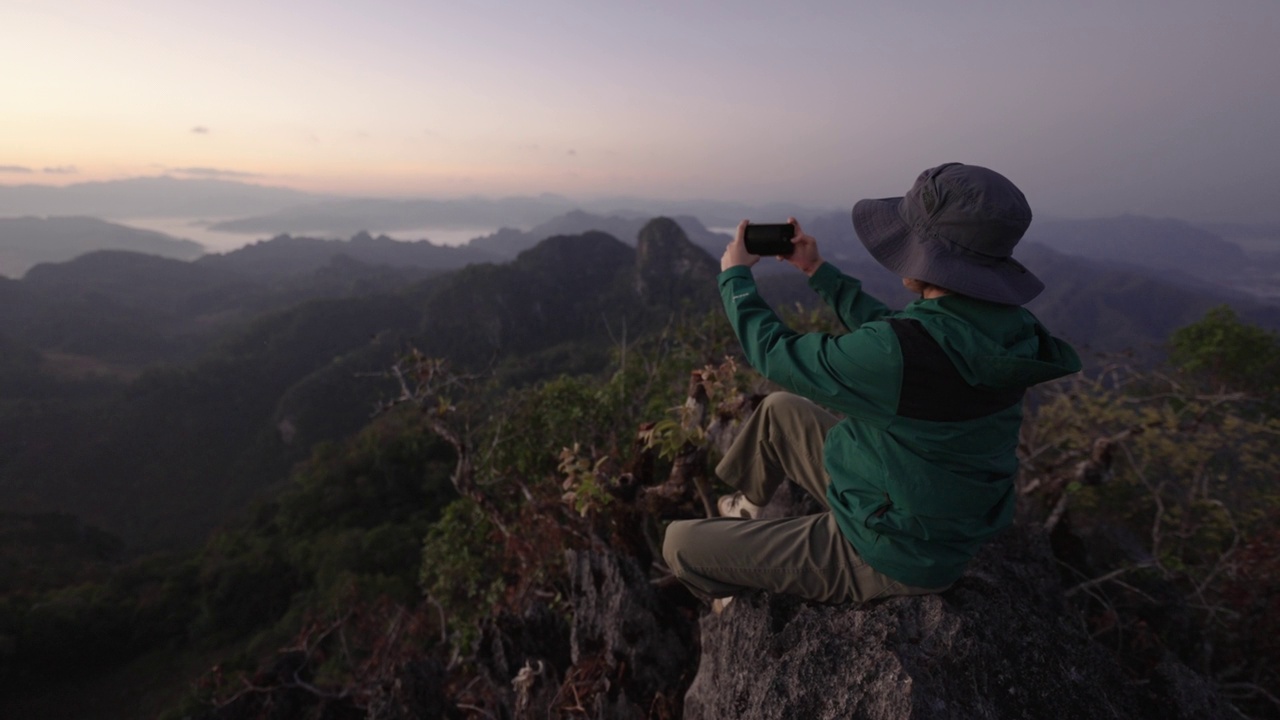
[{"xmin": 3, "ymin": 0, "xmax": 1280, "ymax": 223}]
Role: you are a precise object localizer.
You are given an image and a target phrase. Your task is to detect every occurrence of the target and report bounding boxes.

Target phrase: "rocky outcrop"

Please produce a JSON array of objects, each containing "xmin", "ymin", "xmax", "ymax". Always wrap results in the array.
[
  {"xmin": 682, "ymin": 524, "xmax": 1236, "ymax": 720},
  {"xmin": 633, "ymin": 217, "xmax": 720, "ymax": 307},
  {"xmin": 564, "ymin": 548, "xmax": 696, "ymax": 718}
]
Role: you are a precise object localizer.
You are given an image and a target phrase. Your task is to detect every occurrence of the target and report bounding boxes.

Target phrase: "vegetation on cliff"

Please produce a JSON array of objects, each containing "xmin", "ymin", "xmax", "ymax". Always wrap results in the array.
[{"xmin": 2, "ymin": 219, "xmax": 1279, "ymax": 718}]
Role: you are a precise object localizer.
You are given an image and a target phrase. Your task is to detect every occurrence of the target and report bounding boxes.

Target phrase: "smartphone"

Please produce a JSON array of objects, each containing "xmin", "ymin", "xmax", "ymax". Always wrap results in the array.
[{"xmin": 744, "ymin": 223, "xmax": 796, "ymax": 256}]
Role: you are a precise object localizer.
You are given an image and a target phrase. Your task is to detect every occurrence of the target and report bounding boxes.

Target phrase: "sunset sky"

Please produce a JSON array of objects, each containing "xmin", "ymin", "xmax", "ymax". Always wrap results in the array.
[{"xmin": 4, "ymin": 0, "xmax": 1279, "ymax": 222}]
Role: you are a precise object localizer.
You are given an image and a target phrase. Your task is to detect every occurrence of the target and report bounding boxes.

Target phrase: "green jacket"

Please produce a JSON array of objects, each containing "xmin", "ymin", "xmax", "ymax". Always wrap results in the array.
[{"xmin": 719, "ymin": 263, "xmax": 1081, "ymax": 587}]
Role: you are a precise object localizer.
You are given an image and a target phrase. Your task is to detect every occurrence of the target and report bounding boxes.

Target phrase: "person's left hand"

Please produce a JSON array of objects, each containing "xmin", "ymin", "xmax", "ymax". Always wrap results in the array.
[{"xmin": 721, "ymin": 219, "xmax": 761, "ymax": 272}]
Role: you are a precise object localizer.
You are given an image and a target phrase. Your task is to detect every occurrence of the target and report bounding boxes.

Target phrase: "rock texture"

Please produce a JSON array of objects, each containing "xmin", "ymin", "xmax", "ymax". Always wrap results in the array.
[
  {"xmin": 633, "ymin": 216, "xmax": 721, "ymax": 307},
  {"xmin": 682, "ymin": 524, "xmax": 1237, "ymax": 720},
  {"xmin": 563, "ymin": 547, "xmax": 696, "ymax": 718}
]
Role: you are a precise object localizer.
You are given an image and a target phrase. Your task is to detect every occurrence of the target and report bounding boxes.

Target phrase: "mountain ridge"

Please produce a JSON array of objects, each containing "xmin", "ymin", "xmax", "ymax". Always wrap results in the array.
[{"xmin": 0, "ymin": 216, "xmax": 204, "ymax": 278}]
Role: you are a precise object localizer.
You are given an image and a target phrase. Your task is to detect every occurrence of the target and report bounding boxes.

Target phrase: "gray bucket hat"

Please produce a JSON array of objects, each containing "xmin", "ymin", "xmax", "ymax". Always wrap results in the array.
[{"xmin": 852, "ymin": 162, "xmax": 1044, "ymax": 305}]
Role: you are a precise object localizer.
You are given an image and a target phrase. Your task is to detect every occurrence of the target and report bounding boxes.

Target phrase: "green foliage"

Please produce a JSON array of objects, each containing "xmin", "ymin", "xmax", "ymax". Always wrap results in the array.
[
  {"xmin": 640, "ymin": 355, "xmax": 755, "ymax": 464},
  {"xmin": 277, "ymin": 409, "xmax": 457, "ymax": 536},
  {"xmin": 192, "ymin": 532, "xmax": 299, "ymax": 643},
  {"xmin": 1028, "ymin": 371, "xmax": 1280, "ymax": 570},
  {"xmin": 0, "ymin": 401, "xmax": 459, "ymax": 701},
  {"xmin": 1169, "ymin": 305, "xmax": 1280, "ymax": 401},
  {"xmin": 1024, "ymin": 314, "xmax": 1280, "ymax": 713},
  {"xmin": 558, "ymin": 443, "xmax": 615, "ymax": 516},
  {"xmin": 482, "ymin": 374, "xmax": 630, "ymax": 482},
  {"xmin": 419, "ymin": 498, "xmax": 503, "ymax": 651}
]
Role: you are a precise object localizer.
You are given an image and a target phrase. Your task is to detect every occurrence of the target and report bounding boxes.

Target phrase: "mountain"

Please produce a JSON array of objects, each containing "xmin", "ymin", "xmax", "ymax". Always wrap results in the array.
[
  {"xmin": 197, "ymin": 231, "xmax": 500, "ymax": 278},
  {"xmin": 0, "ymin": 176, "xmax": 323, "ymax": 218},
  {"xmin": 1023, "ymin": 215, "xmax": 1249, "ymax": 283},
  {"xmin": 208, "ymin": 193, "xmax": 581, "ymax": 235},
  {"xmin": 1018, "ymin": 242, "xmax": 1277, "ymax": 355},
  {"xmin": 2, "ymin": 247, "xmax": 442, "ymax": 369},
  {"xmin": 468, "ymin": 210, "xmax": 731, "ymax": 259},
  {"xmin": 3, "ymin": 217, "xmax": 1276, "ymax": 718},
  {"xmin": 208, "ymin": 194, "xmax": 828, "ymax": 238},
  {"xmin": 0, "ymin": 219, "xmax": 721, "ymax": 549},
  {"xmin": 0, "ymin": 216, "xmax": 204, "ymax": 277},
  {"xmin": 4, "ymin": 213, "xmax": 1279, "ymax": 549}
]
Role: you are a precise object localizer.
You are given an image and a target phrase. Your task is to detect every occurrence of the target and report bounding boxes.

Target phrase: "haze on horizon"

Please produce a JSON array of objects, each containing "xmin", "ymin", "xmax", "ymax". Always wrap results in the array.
[{"xmin": 3, "ymin": 0, "xmax": 1279, "ymax": 224}]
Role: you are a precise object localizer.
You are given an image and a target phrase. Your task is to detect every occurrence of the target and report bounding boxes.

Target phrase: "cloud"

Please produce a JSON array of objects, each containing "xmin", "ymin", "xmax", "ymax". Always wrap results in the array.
[
  {"xmin": 170, "ymin": 166, "xmax": 262, "ymax": 179},
  {"xmin": 191, "ymin": 126, "xmax": 210, "ymax": 134},
  {"xmin": 42, "ymin": 166, "xmax": 78, "ymax": 174},
  {"xmin": 0, "ymin": 165, "xmax": 33, "ymax": 173}
]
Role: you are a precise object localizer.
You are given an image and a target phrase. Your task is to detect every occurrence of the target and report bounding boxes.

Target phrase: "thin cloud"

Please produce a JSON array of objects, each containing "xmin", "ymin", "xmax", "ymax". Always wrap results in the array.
[
  {"xmin": 0, "ymin": 165, "xmax": 33, "ymax": 173},
  {"xmin": 171, "ymin": 167, "xmax": 262, "ymax": 179},
  {"xmin": 42, "ymin": 166, "xmax": 78, "ymax": 174},
  {"xmin": 191, "ymin": 126, "xmax": 210, "ymax": 134}
]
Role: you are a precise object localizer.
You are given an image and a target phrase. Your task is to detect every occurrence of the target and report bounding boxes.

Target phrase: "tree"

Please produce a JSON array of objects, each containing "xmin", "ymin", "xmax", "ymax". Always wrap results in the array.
[{"xmin": 1169, "ymin": 305, "xmax": 1280, "ymax": 402}]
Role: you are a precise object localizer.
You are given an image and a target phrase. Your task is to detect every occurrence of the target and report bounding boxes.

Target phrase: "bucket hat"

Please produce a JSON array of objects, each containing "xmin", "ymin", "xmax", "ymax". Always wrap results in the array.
[{"xmin": 852, "ymin": 162, "xmax": 1043, "ymax": 305}]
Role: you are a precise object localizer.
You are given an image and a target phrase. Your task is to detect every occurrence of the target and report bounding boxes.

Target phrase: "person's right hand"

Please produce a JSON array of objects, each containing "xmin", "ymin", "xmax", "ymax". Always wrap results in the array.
[{"xmin": 782, "ymin": 217, "xmax": 824, "ymax": 277}]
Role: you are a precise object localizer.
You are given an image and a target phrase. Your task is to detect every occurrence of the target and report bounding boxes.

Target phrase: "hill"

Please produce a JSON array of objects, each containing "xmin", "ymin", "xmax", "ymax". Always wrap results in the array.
[
  {"xmin": 1023, "ymin": 214, "xmax": 1249, "ymax": 283},
  {"xmin": 3, "ymin": 212, "xmax": 1278, "ymax": 549},
  {"xmin": 467, "ymin": 210, "xmax": 730, "ymax": 258},
  {"xmin": 208, "ymin": 193, "xmax": 581, "ymax": 235},
  {"xmin": 197, "ymin": 231, "xmax": 499, "ymax": 278},
  {"xmin": 208, "ymin": 195, "xmax": 824, "ymax": 238},
  {"xmin": 0, "ymin": 216, "xmax": 203, "ymax": 278},
  {"xmin": 3, "ymin": 217, "xmax": 1279, "ymax": 718},
  {"xmin": 0, "ymin": 218, "xmax": 719, "ymax": 549}
]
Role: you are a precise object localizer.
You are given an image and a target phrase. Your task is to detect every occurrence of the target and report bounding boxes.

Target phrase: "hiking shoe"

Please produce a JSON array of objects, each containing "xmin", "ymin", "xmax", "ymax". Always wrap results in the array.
[{"xmin": 717, "ymin": 492, "xmax": 761, "ymax": 519}]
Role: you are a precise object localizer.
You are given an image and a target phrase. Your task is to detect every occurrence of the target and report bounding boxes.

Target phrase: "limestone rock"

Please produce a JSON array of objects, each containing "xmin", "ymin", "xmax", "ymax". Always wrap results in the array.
[
  {"xmin": 683, "ymin": 524, "xmax": 1236, "ymax": 720},
  {"xmin": 566, "ymin": 547, "xmax": 696, "ymax": 718}
]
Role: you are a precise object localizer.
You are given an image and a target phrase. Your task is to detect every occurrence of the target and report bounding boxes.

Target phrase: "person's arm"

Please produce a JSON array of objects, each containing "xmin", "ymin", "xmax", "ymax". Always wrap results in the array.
[
  {"xmin": 771, "ymin": 218, "xmax": 892, "ymax": 331},
  {"xmin": 807, "ymin": 263, "xmax": 892, "ymax": 331},
  {"xmin": 719, "ymin": 224, "xmax": 898, "ymax": 420}
]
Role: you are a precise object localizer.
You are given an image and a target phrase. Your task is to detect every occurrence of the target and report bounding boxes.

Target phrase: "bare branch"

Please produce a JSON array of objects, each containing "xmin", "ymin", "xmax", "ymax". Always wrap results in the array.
[{"xmin": 1064, "ymin": 565, "xmax": 1154, "ymax": 598}]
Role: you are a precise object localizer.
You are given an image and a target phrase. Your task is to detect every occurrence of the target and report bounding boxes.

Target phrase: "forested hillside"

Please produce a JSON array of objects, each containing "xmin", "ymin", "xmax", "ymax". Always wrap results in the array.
[{"xmin": 1, "ymin": 218, "xmax": 1279, "ymax": 718}]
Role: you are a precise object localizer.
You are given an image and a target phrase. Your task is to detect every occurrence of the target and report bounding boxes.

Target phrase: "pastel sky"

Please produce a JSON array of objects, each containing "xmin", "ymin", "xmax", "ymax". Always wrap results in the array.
[{"xmin": 3, "ymin": 0, "xmax": 1279, "ymax": 222}]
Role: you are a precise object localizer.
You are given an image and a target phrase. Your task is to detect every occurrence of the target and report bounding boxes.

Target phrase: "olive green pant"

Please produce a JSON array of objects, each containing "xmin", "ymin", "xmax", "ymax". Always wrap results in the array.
[{"xmin": 662, "ymin": 392, "xmax": 944, "ymax": 604}]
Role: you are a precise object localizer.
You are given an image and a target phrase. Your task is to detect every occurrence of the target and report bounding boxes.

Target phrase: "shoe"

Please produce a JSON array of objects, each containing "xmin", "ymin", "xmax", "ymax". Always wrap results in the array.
[{"xmin": 717, "ymin": 492, "xmax": 761, "ymax": 519}]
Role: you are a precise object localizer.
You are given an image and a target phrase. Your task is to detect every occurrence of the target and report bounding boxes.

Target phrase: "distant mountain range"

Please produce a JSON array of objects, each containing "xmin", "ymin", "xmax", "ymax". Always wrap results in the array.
[
  {"xmin": 1023, "ymin": 215, "xmax": 1251, "ymax": 282},
  {"xmin": 4, "ymin": 173, "xmax": 1279, "ymax": 302},
  {"xmin": 467, "ymin": 210, "xmax": 731, "ymax": 258},
  {"xmin": 0, "ymin": 218, "xmax": 720, "ymax": 547},
  {"xmin": 210, "ymin": 195, "xmax": 823, "ymax": 237},
  {"xmin": 0, "ymin": 216, "xmax": 203, "ymax": 277},
  {"xmin": 2, "ymin": 213, "xmax": 1280, "ymax": 549},
  {"xmin": 2, "ymin": 176, "xmax": 823, "ymax": 234}
]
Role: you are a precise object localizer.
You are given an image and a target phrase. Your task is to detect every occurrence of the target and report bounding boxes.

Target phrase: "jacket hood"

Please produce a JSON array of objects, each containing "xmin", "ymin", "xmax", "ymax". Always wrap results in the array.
[{"xmin": 900, "ymin": 295, "xmax": 1081, "ymax": 389}]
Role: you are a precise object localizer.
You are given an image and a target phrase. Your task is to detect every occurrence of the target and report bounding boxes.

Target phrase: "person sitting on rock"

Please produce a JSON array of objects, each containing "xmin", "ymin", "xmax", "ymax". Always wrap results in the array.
[{"xmin": 662, "ymin": 162, "xmax": 1082, "ymax": 608}]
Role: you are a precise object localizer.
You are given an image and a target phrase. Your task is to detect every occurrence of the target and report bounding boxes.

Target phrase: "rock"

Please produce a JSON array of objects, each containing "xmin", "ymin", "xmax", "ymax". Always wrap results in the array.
[
  {"xmin": 472, "ymin": 602, "xmax": 572, "ymax": 717},
  {"xmin": 565, "ymin": 547, "xmax": 696, "ymax": 719},
  {"xmin": 633, "ymin": 217, "xmax": 720, "ymax": 306},
  {"xmin": 683, "ymin": 524, "xmax": 1236, "ymax": 720}
]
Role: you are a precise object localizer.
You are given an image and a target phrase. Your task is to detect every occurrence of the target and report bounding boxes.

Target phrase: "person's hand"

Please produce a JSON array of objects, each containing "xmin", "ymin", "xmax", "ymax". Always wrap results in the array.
[
  {"xmin": 721, "ymin": 219, "xmax": 761, "ymax": 272},
  {"xmin": 782, "ymin": 217, "xmax": 824, "ymax": 277}
]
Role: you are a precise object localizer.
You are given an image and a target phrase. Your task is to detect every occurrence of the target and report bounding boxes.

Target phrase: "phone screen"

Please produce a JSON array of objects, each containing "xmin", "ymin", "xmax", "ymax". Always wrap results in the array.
[{"xmin": 744, "ymin": 223, "xmax": 796, "ymax": 256}]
